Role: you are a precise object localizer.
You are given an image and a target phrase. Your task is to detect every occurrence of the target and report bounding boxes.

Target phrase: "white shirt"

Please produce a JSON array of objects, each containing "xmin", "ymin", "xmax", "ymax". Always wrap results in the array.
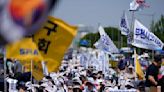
[
  {"xmin": 160, "ymin": 66, "xmax": 164, "ymax": 75},
  {"xmin": 83, "ymin": 86, "xmax": 98, "ymax": 92},
  {"xmin": 6, "ymin": 78, "xmax": 18, "ymax": 92}
]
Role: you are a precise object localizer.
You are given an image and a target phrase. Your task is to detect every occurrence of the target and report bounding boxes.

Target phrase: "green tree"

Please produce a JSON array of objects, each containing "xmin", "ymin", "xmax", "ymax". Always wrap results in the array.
[
  {"xmin": 79, "ymin": 27, "xmax": 128, "ymax": 48},
  {"xmin": 152, "ymin": 15, "xmax": 164, "ymax": 42}
]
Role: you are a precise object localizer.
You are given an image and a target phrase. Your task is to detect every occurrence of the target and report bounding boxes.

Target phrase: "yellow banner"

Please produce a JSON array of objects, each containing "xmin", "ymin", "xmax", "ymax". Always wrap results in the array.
[
  {"xmin": 33, "ymin": 16, "xmax": 77, "ymax": 72},
  {"xmin": 21, "ymin": 60, "xmax": 43, "ymax": 80},
  {"xmin": 134, "ymin": 49, "xmax": 145, "ymax": 80},
  {"xmin": 6, "ymin": 38, "xmax": 44, "ymax": 80},
  {"xmin": 6, "ymin": 38, "xmax": 43, "ymax": 60}
]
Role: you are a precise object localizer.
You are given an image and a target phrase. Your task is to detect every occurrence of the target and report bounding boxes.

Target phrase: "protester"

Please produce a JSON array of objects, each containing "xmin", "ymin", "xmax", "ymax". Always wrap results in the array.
[
  {"xmin": 6, "ymin": 59, "xmax": 14, "ymax": 76},
  {"xmin": 145, "ymin": 54, "xmax": 162, "ymax": 92},
  {"xmin": 83, "ymin": 77, "xmax": 97, "ymax": 92},
  {"xmin": 158, "ymin": 55, "xmax": 164, "ymax": 92},
  {"xmin": 0, "ymin": 48, "xmax": 158, "ymax": 92},
  {"xmin": 6, "ymin": 77, "xmax": 18, "ymax": 92},
  {"xmin": 126, "ymin": 64, "xmax": 135, "ymax": 80}
]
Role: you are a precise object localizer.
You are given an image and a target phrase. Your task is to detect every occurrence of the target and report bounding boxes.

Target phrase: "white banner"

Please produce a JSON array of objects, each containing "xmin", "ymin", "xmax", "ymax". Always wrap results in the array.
[
  {"xmin": 77, "ymin": 52, "xmax": 88, "ymax": 69},
  {"xmin": 132, "ymin": 19, "xmax": 164, "ymax": 50},
  {"xmin": 98, "ymin": 50, "xmax": 109, "ymax": 74},
  {"xmin": 90, "ymin": 51, "xmax": 99, "ymax": 70},
  {"xmin": 94, "ymin": 26, "xmax": 119, "ymax": 54},
  {"xmin": 120, "ymin": 11, "xmax": 130, "ymax": 36},
  {"xmin": 129, "ymin": 0, "xmax": 149, "ymax": 11},
  {"xmin": 129, "ymin": 0, "xmax": 140, "ymax": 11}
]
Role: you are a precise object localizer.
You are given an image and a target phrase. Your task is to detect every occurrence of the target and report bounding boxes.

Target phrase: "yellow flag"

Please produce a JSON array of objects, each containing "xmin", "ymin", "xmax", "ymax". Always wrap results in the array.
[
  {"xmin": 6, "ymin": 38, "xmax": 43, "ymax": 60},
  {"xmin": 134, "ymin": 49, "xmax": 145, "ymax": 80},
  {"xmin": 33, "ymin": 16, "xmax": 78, "ymax": 72},
  {"xmin": 20, "ymin": 60, "xmax": 43, "ymax": 80},
  {"xmin": 6, "ymin": 38, "xmax": 44, "ymax": 80}
]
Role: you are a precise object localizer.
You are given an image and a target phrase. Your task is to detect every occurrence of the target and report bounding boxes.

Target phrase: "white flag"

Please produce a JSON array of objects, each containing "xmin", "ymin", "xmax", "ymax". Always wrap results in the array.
[
  {"xmin": 129, "ymin": 0, "xmax": 140, "ymax": 11},
  {"xmin": 120, "ymin": 11, "xmax": 130, "ymax": 35},
  {"xmin": 98, "ymin": 50, "xmax": 109, "ymax": 74},
  {"xmin": 94, "ymin": 26, "xmax": 119, "ymax": 53},
  {"xmin": 132, "ymin": 19, "xmax": 164, "ymax": 50},
  {"xmin": 129, "ymin": 0, "xmax": 149, "ymax": 11}
]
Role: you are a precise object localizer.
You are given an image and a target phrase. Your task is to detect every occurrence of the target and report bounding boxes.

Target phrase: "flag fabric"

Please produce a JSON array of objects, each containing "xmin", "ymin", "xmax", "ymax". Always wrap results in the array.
[
  {"xmin": 94, "ymin": 26, "xmax": 119, "ymax": 54},
  {"xmin": 97, "ymin": 50, "xmax": 109, "ymax": 74},
  {"xmin": 119, "ymin": 11, "xmax": 130, "ymax": 36},
  {"xmin": 134, "ymin": 49, "xmax": 144, "ymax": 80},
  {"xmin": 33, "ymin": 16, "xmax": 78, "ymax": 72},
  {"xmin": 132, "ymin": 19, "xmax": 164, "ymax": 50},
  {"xmin": 129, "ymin": 0, "xmax": 140, "ymax": 11},
  {"xmin": 19, "ymin": 60, "xmax": 43, "ymax": 80},
  {"xmin": 78, "ymin": 52, "xmax": 88, "ymax": 68},
  {"xmin": 6, "ymin": 38, "xmax": 43, "ymax": 61},
  {"xmin": 129, "ymin": 0, "xmax": 149, "ymax": 11},
  {"xmin": 0, "ymin": 0, "xmax": 5, "ymax": 15},
  {"xmin": 127, "ymin": 33, "xmax": 133, "ymax": 45},
  {"xmin": 0, "ymin": 0, "xmax": 58, "ymax": 45},
  {"xmin": 6, "ymin": 38, "xmax": 44, "ymax": 80},
  {"xmin": 89, "ymin": 51, "xmax": 99, "ymax": 70}
]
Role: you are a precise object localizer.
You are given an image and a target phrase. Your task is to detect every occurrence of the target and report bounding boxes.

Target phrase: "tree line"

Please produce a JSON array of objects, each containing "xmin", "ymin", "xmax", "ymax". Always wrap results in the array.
[{"xmin": 79, "ymin": 15, "xmax": 164, "ymax": 49}]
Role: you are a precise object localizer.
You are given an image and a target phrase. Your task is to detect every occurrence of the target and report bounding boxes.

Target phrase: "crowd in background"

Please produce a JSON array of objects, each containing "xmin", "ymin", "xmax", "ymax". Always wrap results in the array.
[{"xmin": 0, "ymin": 48, "xmax": 164, "ymax": 92}]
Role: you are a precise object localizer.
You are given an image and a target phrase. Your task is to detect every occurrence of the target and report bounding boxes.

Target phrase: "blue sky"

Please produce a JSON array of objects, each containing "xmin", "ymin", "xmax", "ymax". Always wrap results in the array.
[{"xmin": 51, "ymin": 0, "xmax": 164, "ymax": 30}]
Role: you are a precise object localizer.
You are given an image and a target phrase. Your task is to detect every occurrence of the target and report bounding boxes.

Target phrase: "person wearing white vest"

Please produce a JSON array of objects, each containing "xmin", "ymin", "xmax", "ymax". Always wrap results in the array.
[{"xmin": 6, "ymin": 77, "xmax": 18, "ymax": 92}]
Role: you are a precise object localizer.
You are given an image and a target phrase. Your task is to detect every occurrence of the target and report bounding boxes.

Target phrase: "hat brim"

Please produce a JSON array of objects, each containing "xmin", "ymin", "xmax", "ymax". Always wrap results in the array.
[
  {"xmin": 86, "ymin": 82, "xmax": 94, "ymax": 86},
  {"xmin": 73, "ymin": 85, "xmax": 81, "ymax": 89}
]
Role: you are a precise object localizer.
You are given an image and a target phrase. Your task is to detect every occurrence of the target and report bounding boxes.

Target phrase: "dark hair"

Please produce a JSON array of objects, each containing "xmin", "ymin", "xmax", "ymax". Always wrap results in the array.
[
  {"xmin": 73, "ymin": 88, "xmax": 82, "ymax": 92},
  {"xmin": 154, "ymin": 55, "xmax": 162, "ymax": 63}
]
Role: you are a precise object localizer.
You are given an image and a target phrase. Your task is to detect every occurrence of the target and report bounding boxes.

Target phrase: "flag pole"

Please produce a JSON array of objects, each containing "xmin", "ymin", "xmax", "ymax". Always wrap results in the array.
[
  {"xmin": 134, "ymin": 48, "xmax": 138, "ymax": 81},
  {"xmin": 128, "ymin": 11, "xmax": 135, "ymax": 47},
  {"xmin": 118, "ymin": 27, "xmax": 120, "ymax": 49},
  {"xmin": 121, "ymin": 35, "xmax": 123, "ymax": 48},
  {"xmin": 3, "ymin": 47, "xmax": 7, "ymax": 92},
  {"xmin": 31, "ymin": 60, "xmax": 33, "ymax": 84},
  {"xmin": 151, "ymin": 14, "xmax": 155, "ymax": 61}
]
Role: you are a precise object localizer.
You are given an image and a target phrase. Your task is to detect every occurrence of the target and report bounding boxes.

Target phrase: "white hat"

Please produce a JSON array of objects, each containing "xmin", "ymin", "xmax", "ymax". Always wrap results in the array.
[
  {"xmin": 72, "ymin": 77, "xmax": 82, "ymax": 85},
  {"xmin": 92, "ymin": 70, "xmax": 98, "ymax": 74},
  {"xmin": 42, "ymin": 77, "xmax": 49, "ymax": 82},
  {"xmin": 86, "ymin": 77, "xmax": 94, "ymax": 85},
  {"xmin": 128, "ymin": 65, "xmax": 134, "ymax": 69},
  {"xmin": 97, "ymin": 79, "xmax": 104, "ymax": 84},
  {"xmin": 80, "ymin": 71, "xmax": 86, "ymax": 76},
  {"xmin": 58, "ymin": 77, "xmax": 65, "ymax": 84},
  {"xmin": 50, "ymin": 72, "xmax": 57, "ymax": 77},
  {"xmin": 75, "ymin": 73, "xmax": 80, "ymax": 77},
  {"xmin": 141, "ymin": 53, "xmax": 149, "ymax": 58},
  {"xmin": 105, "ymin": 81, "xmax": 113, "ymax": 87},
  {"xmin": 73, "ymin": 85, "xmax": 81, "ymax": 89},
  {"xmin": 80, "ymin": 47, "xmax": 87, "ymax": 52},
  {"xmin": 125, "ymin": 79, "xmax": 134, "ymax": 87}
]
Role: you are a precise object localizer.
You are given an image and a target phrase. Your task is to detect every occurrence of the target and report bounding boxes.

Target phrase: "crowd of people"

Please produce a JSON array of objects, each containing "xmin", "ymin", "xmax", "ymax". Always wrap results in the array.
[{"xmin": 0, "ymin": 48, "xmax": 164, "ymax": 92}]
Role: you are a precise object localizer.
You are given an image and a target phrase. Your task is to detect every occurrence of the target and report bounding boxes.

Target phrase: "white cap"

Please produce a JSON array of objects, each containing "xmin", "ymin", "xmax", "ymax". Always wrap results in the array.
[
  {"xmin": 128, "ymin": 65, "xmax": 134, "ymax": 69},
  {"xmin": 72, "ymin": 77, "xmax": 82, "ymax": 85},
  {"xmin": 87, "ymin": 77, "xmax": 94, "ymax": 84},
  {"xmin": 125, "ymin": 79, "xmax": 134, "ymax": 87}
]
